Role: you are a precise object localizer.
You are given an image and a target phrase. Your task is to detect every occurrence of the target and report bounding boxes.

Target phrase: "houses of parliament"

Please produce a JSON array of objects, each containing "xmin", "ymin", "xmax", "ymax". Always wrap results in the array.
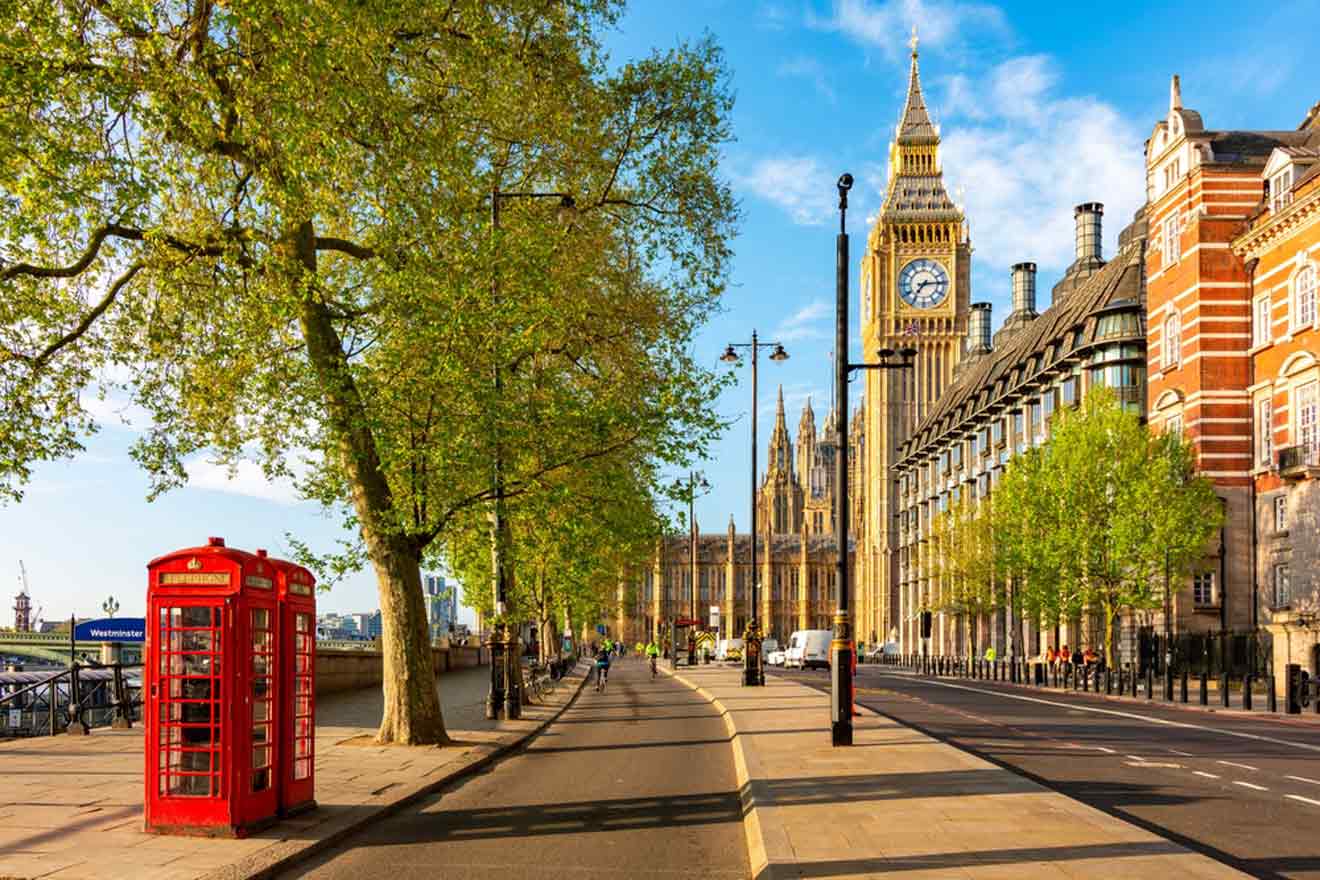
[{"xmin": 617, "ymin": 33, "xmax": 971, "ymax": 650}]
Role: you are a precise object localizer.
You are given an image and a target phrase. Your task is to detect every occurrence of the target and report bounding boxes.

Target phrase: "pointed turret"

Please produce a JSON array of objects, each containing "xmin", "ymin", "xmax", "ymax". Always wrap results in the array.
[
  {"xmin": 1170, "ymin": 74, "xmax": 1182, "ymax": 112},
  {"xmin": 796, "ymin": 396, "xmax": 818, "ymax": 484},
  {"xmin": 896, "ymin": 26, "xmax": 937, "ymax": 145}
]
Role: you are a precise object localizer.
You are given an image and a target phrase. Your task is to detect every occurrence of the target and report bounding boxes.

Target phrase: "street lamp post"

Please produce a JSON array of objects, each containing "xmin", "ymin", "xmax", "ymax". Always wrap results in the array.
[
  {"xmin": 485, "ymin": 187, "xmax": 576, "ymax": 721},
  {"xmin": 721, "ymin": 333, "xmax": 789, "ymax": 686},
  {"xmin": 684, "ymin": 472, "xmax": 711, "ymax": 667},
  {"xmin": 832, "ymin": 172, "xmax": 917, "ymax": 746}
]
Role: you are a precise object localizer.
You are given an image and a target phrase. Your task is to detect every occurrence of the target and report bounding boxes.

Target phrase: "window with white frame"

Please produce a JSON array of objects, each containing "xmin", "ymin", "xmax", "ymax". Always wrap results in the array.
[
  {"xmin": 1257, "ymin": 398, "xmax": 1273, "ymax": 467},
  {"xmin": 1164, "ymin": 311, "xmax": 1181, "ymax": 368},
  {"xmin": 1193, "ymin": 571, "xmax": 1215, "ymax": 606},
  {"xmin": 1166, "ymin": 413, "xmax": 1183, "ymax": 436},
  {"xmin": 1254, "ymin": 295, "xmax": 1272, "ymax": 348},
  {"xmin": 1298, "ymin": 380, "xmax": 1319, "ymax": 454},
  {"xmin": 1273, "ymin": 563, "xmax": 1291, "ymax": 607},
  {"xmin": 1274, "ymin": 494, "xmax": 1287, "ymax": 532},
  {"xmin": 1294, "ymin": 266, "xmax": 1316, "ymax": 332},
  {"xmin": 1162, "ymin": 214, "xmax": 1181, "ymax": 265},
  {"xmin": 1270, "ymin": 166, "xmax": 1294, "ymax": 213}
]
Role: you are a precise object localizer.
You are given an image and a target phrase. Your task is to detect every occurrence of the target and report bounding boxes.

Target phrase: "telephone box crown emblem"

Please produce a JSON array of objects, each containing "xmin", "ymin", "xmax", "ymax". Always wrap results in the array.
[{"xmin": 187, "ymin": 557, "xmax": 202, "ymax": 571}]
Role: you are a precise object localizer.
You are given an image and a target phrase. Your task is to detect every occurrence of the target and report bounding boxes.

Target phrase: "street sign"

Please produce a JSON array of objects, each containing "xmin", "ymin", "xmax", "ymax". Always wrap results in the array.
[
  {"xmin": 73, "ymin": 618, "xmax": 146, "ymax": 643},
  {"xmin": 7, "ymin": 709, "xmax": 20, "ymax": 728},
  {"xmin": 595, "ymin": 624, "xmax": 607, "ymax": 635},
  {"xmin": 709, "ymin": 605, "xmax": 720, "ymax": 629},
  {"xmin": 675, "ymin": 618, "xmax": 701, "ymax": 627}
]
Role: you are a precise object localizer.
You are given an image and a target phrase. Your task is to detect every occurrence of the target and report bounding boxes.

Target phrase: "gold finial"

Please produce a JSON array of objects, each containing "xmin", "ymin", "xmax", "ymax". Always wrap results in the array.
[{"xmin": 909, "ymin": 25, "xmax": 919, "ymax": 57}]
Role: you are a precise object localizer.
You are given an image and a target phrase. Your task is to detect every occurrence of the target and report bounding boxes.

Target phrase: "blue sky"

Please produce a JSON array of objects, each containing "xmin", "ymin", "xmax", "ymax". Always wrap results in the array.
[{"xmin": 3, "ymin": 0, "xmax": 1316, "ymax": 628}]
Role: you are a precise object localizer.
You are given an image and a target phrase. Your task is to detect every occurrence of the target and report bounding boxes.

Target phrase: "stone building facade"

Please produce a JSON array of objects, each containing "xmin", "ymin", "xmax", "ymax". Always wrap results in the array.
[
  {"xmin": 618, "ymin": 391, "xmax": 858, "ymax": 647},
  {"xmin": 1226, "ymin": 99, "xmax": 1320, "ymax": 680},
  {"xmin": 894, "ymin": 203, "xmax": 1149, "ymax": 658}
]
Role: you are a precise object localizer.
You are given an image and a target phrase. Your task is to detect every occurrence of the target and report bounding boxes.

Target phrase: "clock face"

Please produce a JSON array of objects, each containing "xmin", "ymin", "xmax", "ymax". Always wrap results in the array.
[{"xmin": 899, "ymin": 258, "xmax": 950, "ymax": 309}]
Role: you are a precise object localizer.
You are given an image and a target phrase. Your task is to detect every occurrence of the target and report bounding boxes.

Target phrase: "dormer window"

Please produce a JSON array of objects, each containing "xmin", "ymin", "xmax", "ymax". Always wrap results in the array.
[{"xmin": 1270, "ymin": 166, "xmax": 1294, "ymax": 212}]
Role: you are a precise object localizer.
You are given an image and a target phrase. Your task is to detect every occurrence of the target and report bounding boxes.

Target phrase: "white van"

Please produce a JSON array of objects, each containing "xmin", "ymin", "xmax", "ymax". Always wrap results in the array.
[{"xmin": 785, "ymin": 630, "xmax": 833, "ymax": 670}]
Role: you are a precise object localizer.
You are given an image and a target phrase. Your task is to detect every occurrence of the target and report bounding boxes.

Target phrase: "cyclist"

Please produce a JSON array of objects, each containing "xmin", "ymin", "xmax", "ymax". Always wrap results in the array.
[
  {"xmin": 594, "ymin": 643, "xmax": 612, "ymax": 692},
  {"xmin": 646, "ymin": 640, "xmax": 661, "ymax": 679}
]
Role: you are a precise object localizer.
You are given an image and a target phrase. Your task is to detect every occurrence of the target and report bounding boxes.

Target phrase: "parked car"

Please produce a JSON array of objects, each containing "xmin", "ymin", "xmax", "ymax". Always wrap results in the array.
[
  {"xmin": 865, "ymin": 641, "xmax": 900, "ymax": 663},
  {"xmin": 785, "ymin": 629, "xmax": 832, "ymax": 669}
]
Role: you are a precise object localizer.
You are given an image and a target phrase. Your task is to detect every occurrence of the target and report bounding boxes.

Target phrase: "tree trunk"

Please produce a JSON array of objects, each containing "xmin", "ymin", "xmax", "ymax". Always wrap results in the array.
[
  {"xmin": 291, "ymin": 220, "xmax": 448, "ymax": 745},
  {"xmin": 1103, "ymin": 602, "xmax": 1117, "ymax": 671}
]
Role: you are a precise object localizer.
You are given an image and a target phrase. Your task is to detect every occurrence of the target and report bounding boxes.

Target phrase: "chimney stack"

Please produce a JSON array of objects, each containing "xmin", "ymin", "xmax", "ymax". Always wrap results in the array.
[
  {"xmin": 1011, "ymin": 262, "xmax": 1038, "ymax": 316},
  {"xmin": 968, "ymin": 303, "xmax": 993, "ymax": 354},
  {"xmin": 1074, "ymin": 202, "xmax": 1104, "ymax": 263}
]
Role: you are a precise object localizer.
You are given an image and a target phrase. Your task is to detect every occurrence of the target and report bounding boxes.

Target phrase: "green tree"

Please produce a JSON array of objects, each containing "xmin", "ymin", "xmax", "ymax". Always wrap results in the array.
[
  {"xmin": 994, "ymin": 389, "xmax": 1223, "ymax": 667},
  {"xmin": 930, "ymin": 493, "xmax": 999, "ymax": 657},
  {"xmin": 1, "ymin": 2, "xmax": 735, "ymax": 743}
]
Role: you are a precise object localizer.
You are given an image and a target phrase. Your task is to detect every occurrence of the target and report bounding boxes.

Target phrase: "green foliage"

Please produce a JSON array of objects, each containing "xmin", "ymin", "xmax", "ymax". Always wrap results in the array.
[
  {"xmin": 929, "ymin": 492, "xmax": 999, "ymax": 655},
  {"xmin": 992, "ymin": 389, "xmax": 1223, "ymax": 665},
  {"xmin": 0, "ymin": 1, "xmax": 737, "ymax": 740}
]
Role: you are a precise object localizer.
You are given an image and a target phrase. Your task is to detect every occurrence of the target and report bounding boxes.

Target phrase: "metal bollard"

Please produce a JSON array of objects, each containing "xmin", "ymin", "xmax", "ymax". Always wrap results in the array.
[
  {"xmin": 1199, "ymin": 672, "xmax": 1208, "ymax": 706},
  {"xmin": 1164, "ymin": 669, "xmax": 1174, "ymax": 702},
  {"xmin": 1180, "ymin": 668, "xmax": 1189, "ymax": 703},
  {"xmin": 1145, "ymin": 667, "xmax": 1154, "ymax": 700},
  {"xmin": 1220, "ymin": 673, "xmax": 1230, "ymax": 708},
  {"xmin": 1082, "ymin": 667, "xmax": 1089, "ymax": 692},
  {"xmin": 1243, "ymin": 674, "xmax": 1253, "ymax": 712},
  {"xmin": 1268, "ymin": 675, "xmax": 1277, "ymax": 713}
]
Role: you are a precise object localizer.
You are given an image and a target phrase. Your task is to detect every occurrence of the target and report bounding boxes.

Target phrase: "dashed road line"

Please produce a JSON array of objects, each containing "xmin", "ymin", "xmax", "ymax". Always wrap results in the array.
[
  {"xmin": 1218, "ymin": 760, "xmax": 1258, "ymax": 771},
  {"xmin": 1234, "ymin": 781, "xmax": 1269, "ymax": 791},
  {"xmin": 1094, "ymin": 746, "xmax": 1115, "ymax": 754},
  {"xmin": 1168, "ymin": 748, "xmax": 1194, "ymax": 757},
  {"xmin": 1193, "ymin": 771, "xmax": 1220, "ymax": 779},
  {"xmin": 1285, "ymin": 774, "xmax": 1320, "ymax": 786},
  {"xmin": 1286, "ymin": 794, "xmax": 1320, "ymax": 807},
  {"xmin": 877, "ymin": 672, "xmax": 1320, "ymax": 754},
  {"xmin": 1125, "ymin": 754, "xmax": 1144, "ymax": 761}
]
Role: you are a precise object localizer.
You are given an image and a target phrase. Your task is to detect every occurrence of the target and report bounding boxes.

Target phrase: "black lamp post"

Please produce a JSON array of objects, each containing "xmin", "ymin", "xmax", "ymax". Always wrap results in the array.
[
  {"xmin": 675, "ymin": 471, "xmax": 711, "ymax": 667},
  {"xmin": 832, "ymin": 172, "xmax": 917, "ymax": 745},
  {"xmin": 486, "ymin": 187, "xmax": 576, "ymax": 721},
  {"xmin": 721, "ymin": 333, "xmax": 789, "ymax": 686}
]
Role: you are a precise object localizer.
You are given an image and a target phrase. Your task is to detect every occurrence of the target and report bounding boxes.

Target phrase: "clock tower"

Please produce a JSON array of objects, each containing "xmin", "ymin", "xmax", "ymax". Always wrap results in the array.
[{"xmin": 858, "ymin": 29, "xmax": 971, "ymax": 649}]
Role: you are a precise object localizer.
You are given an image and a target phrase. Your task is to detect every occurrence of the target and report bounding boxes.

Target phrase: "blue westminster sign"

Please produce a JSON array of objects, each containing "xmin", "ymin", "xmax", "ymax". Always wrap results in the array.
[{"xmin": 74, "ymin": 618, "xmax": 147, "ymax": 643}]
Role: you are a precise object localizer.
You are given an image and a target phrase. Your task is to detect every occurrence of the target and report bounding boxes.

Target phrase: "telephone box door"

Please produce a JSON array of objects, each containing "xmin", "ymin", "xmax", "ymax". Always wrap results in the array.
[{"xmin": 240, "ymin": 601, "xmax": 280, "ymax": 825}]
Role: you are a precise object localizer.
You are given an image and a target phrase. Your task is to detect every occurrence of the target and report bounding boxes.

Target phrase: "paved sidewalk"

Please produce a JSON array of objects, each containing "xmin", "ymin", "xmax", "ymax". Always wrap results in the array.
[
  {"xmin": 670, "ymin": 663, "xmax": 1247, "ymax": 880},
  {"xmin": 0, "ymin": 663, "xmax": 587, "ymax": 880}
]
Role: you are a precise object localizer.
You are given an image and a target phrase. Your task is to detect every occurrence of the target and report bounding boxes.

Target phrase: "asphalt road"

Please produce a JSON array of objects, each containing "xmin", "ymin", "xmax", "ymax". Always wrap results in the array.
[
  {"xmin": 283, "ymin": 659, "xmax": 749, "ymax": 880},
  {"xmin": 775, "ymin": 664, "xmax": 1320, "ymax": 880}
]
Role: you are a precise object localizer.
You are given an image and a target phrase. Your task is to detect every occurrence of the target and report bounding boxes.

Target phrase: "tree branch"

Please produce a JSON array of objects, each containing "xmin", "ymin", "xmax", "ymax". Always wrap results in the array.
[
  {"xmin": 5, "ymin": 262, "xmax": 144, "ymax": 367},
  {"xmin": 315, "ymin": 237, "xmax": 378, "ymax": 260}
]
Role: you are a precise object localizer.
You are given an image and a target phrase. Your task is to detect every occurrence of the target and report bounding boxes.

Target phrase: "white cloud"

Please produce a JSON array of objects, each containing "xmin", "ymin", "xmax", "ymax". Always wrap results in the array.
[
  {"xmin": 937, "ymin": 57, "xmax": 1146, "ymax": 284},
  {"xmin": 758, "ymin": 2, "xmax": 791, "ymax": 29},
  {"xmin": 774, "ymin": 299, "xmax": 832, "ymax": 342},
  {"xmin": 777, "ymin": 56, "xmax": 836, "ymax": 104},
  {"xmin": 82, "ymin": 390, "xmax": 151, "ymax": 432},
  {"xmin": 735, "ymin": 156, "xmax": 838, "ymax": 226},
  {"xmin": 184, "ymin": 456, "xmax": 307, "ymax": 505},
  {"xmin": 807, "ymin": 0, "xmax": 1008, "ymax": 61}
]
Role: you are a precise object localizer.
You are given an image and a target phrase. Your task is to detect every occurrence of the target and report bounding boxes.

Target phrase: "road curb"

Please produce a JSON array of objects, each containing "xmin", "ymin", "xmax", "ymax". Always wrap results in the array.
[
  {"xmin": 663, "ymin": 666, "xmax": 792, "ymax": 880},
  {"xmin": 202, "ymin": 663, "xmax": 592, "ymax": 880}
]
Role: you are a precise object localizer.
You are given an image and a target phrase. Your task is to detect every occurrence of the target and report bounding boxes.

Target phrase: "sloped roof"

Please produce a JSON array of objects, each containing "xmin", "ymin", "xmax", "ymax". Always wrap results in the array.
[
  {"xmin": 897, "ymin": 51, "xmax": 938, "ymax": 145},
  {"xmin": 899, "ymin": 213, "xmax": 1149, "ymax": 463}
]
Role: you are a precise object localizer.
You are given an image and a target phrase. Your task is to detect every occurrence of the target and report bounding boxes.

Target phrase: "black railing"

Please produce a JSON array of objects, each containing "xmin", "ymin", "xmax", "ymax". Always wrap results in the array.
[
  {"xmin": 0, "ymin": 663, "xmax": 142, "ymax": 737},
  {"xmin": 1279, "ymin": 444, "xmax": 1319, "ymax": 472}
]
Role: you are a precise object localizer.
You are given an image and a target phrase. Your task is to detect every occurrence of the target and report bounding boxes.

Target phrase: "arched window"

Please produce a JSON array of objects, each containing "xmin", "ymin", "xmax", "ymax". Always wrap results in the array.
[{"xmin": 1293, "ymin": 265, "xmax": 1316, "ymax": 332}]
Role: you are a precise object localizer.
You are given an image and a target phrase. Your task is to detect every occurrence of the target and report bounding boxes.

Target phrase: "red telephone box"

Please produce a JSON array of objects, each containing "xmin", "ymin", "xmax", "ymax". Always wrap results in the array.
[
  {"xmin": 145, "ymin": 537, "xmax": 280, "ymax": 836},
  {"xmin": 260, "ymin": 550, "xmax": 316, "ymax": 816}
]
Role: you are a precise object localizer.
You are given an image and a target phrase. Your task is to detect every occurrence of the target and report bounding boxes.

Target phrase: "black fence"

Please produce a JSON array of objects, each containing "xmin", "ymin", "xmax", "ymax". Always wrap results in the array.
[{"xmin": 0, "ymin": 663, "xmax": 142, "ymax": 737}]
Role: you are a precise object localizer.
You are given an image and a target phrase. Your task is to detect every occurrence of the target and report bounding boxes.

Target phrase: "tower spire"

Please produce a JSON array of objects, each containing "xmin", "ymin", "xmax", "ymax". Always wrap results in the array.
[
  {"xmin": 1170, "ymin": 74, "xmax": 1182, "ymax": 112},
  {"xmin": 897, "ymin": 26, "xmax": 936, "ymax": 144}
]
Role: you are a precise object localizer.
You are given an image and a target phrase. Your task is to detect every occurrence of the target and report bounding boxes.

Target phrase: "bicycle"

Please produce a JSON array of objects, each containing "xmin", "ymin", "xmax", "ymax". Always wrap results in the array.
[{"xmin": 524, "ymin": 663, "xmax": 557, "ymax": 703}]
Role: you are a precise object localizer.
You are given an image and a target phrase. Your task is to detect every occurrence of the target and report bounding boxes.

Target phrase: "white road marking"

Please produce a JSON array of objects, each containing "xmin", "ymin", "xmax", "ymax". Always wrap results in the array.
[
  {"xmin": 1286, "ymin": 775, "xmax": 1320, "ymax": 786},
  {"xmin": 1094, "ymin": 746, "xmax": 1116, "ymax": 754},
  {"xmin": 877, "ymin": 673, "xmax": 1320, "ymax": 755},
  {"xmin": 1125, "ymin": 754, "xmax": 1144, "ymax": 761},
  {"xmin": 1286, "ymin": 794, "xmax": 1320, "ymax": 807},
  {"xmin": 1193, "ymin": 771, "xmax": 1220, "ymax": 779},
  {"xmin": 1217, "ymin": 760, "xmax": 1258, "ymax": 771},
  {"xmin": 1168, "ymin": 748, "xmax": 1194, "ymax": 757},
  {"xmin": 1125, "ymin": 761, "xmax": 1182, "ymax": 768},
  {"xmin": 1234, "ymin": 781, "xmax": 1268, "ymax": 791}
]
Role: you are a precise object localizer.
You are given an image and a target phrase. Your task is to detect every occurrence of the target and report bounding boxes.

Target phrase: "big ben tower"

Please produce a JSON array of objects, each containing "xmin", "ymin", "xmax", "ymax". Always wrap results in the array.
[{"xmin": 858, "ymin": 28, "xmax": 971, "ymax": 650}]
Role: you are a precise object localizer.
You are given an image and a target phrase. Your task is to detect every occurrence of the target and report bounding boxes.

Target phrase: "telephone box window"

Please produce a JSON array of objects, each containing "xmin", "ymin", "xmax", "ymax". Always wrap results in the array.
[
  {"xmin": 158, "ymin": 606, "xmax": 222, "ymax": 797},
  {"xmin": 251, "ymin": 608, "xmax": 274, "ymax": 792},
  {"xmin": 293, "ymin": 613, "xmax": 315, "ymax": 780}
]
